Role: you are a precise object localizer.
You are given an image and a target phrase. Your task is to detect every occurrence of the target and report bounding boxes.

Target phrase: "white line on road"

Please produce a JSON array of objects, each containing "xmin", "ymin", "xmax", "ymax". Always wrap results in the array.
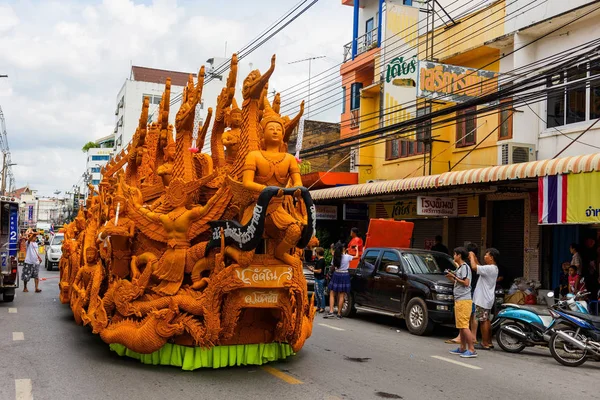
[
  {"xmin": 13, "ymin": 332, "xmax": 24, "ymax": 341},
  {"xmin": 431, "ymin": 355, "xmax": 482, "ymax": 370},
  {"xmin": 8, "ymin": 308, "xmax": 17, "ymax": 313},
  {"xmin": 318, "ymin": 323, "xmax": 345, "ymax": 331},
  {"xmin": 15, "ymin": 379, "xmax": 33, "ymax": 400}
]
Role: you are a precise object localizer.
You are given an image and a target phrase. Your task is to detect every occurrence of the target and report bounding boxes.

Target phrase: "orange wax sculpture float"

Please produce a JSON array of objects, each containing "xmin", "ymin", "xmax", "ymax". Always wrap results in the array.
[{"xmin": 58, "ymin": 54, "xmax": 316, "ymax": 369}]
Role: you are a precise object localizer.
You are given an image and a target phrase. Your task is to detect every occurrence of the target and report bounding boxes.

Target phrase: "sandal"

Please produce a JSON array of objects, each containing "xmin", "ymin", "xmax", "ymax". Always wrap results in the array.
[
  {"xmin": 23, "ymin": 288, "xmax": 29, "ymax": 293},
  {"xmin": 35, "ymin": 289, "xmax": 42, "ymax": 293},
  {"xmin": 444, "ymin": 339, "xmax": 460, "ymax": 344},
  {"xmin": 474, "ymin": 343, "xmax": 493, "ymax": 350}
]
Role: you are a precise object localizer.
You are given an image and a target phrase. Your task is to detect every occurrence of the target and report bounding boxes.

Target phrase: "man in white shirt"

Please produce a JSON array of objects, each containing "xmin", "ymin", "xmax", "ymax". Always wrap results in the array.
[
  {"xmin": 469, "ymin": 248, "xmax": 499, "ymax": 350},
  {"xmin": 22, "ymin": 232, "xmax": 43, "ymax": 293}
]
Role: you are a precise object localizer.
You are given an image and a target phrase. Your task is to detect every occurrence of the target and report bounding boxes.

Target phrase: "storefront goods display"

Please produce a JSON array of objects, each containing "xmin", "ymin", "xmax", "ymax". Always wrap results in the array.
[{"xmin": 58, "ymin": 54, "xmax": 315, "ymax": 369}]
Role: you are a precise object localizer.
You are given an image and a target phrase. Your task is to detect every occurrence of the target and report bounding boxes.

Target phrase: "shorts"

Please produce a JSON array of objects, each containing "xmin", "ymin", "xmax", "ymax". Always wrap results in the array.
[
  {"xmin": 475, "ymin": 305, "xmax": 490, "ymax": 322},
  {"xmin": 454, "ymin": 300, "xmax": 472, "ymax": 329},
  {"xmin": 22, "ymin": 263, "xmax": 39, "ymax": 282}
]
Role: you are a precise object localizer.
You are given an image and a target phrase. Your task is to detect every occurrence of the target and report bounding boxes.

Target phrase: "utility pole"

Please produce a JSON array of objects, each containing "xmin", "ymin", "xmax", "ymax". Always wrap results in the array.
[{"xmin": 288, "ymin": 56, "xmax": 326, "ymax": 118}]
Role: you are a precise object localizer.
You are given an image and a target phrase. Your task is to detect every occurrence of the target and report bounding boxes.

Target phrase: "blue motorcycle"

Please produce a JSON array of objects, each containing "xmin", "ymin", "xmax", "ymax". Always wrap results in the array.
[
  {"xmin": 493, "ymin": 291, "xmax": 588, "ymax": 353},
  {"xmin": 548, "ymin": 307, "xmax": 600, "ymax": 367}
]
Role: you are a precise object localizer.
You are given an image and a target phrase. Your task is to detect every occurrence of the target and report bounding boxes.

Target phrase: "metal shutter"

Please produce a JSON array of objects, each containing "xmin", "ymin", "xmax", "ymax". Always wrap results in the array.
[
  {"xmin": 412, "ymin": 219, "xmax": 444, "ymax": 249},
  {"xmin": 452, "ymin": 218, "xmax": 482, "ymax": 251},
  {"xmin": 527, "ymin": 215, "xmax": 541, "ymax": 280},
  {"xmin": 491, "ymin": 200, "xmax": 525, "ymax": 287}
]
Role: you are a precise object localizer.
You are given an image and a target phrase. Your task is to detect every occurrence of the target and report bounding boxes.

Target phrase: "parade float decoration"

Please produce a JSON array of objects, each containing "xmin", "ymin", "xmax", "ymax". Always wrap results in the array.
[{"xmin": 58, "ymin": 54, "xmax": 316, "ymax": 369}]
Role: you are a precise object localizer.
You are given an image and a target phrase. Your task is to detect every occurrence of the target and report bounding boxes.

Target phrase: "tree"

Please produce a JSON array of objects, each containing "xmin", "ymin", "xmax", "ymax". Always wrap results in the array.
[{"xmin": 82, "ymin": 141, "xmax": 99, "ymax": 152}]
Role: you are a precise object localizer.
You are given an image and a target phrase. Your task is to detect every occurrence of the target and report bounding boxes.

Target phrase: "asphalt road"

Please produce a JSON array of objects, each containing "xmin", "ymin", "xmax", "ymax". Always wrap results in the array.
[{"xmin": 0, "ymin": 262, "xmax": 598, "ymax": 400}]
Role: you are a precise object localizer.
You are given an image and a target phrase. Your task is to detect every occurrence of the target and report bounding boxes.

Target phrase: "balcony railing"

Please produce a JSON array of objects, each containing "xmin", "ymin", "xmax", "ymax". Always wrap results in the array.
[{"xmin": 343, "ymin": 27, "xmax": 379, "ymax": 62}]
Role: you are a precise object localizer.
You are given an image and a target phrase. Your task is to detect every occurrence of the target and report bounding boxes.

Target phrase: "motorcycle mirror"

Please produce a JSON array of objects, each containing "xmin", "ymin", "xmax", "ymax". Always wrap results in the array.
[{"xmin": 547, "ymin": 292, "xmax": 554, "ymax": 298}]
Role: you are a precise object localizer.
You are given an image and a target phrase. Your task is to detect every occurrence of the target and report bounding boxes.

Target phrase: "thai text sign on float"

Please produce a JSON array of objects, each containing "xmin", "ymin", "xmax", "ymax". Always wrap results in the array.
[
  {"xmin": 418, "ymin": 61, "xmax": 498, "ymax": 104},
  {"xmin": 417, "ymin": 196, "xmax": 458, "ymax": 217}
]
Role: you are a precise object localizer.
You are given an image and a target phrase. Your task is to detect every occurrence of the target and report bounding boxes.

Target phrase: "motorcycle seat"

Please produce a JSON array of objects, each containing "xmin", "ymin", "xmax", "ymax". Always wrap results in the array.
[
  {"xmin": 562, "ymin": 309, "xmax": 600, "ymax": 327},
  {"xmin": 503, "ymin": 304, "xmax": 552, "ymax": 316}
]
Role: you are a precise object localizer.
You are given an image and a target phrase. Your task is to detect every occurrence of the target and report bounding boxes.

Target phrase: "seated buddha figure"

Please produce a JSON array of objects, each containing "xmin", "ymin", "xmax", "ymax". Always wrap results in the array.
[{"xmin": 241, "ymin": 109, "xmax": 304, "ymax": 266}]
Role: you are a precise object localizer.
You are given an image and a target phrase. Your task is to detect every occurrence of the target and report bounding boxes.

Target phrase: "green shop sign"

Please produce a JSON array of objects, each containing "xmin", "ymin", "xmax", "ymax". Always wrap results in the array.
[{"xmin": 385, "ymin": 55, "xmax": 417, "ymax": 84}]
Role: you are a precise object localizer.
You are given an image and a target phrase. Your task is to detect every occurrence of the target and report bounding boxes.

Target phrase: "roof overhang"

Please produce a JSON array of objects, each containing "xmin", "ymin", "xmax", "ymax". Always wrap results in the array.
[
  {"xmin": 302, "ymin": 172, "xmax": 358, "ymax": 190},
  {"xmin": 309, "ymin": 153, "xmax": 600, "ymax": 201}
]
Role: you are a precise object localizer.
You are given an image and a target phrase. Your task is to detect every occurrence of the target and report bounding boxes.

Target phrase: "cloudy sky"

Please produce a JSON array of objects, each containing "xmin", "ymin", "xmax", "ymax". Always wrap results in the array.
[{"xmin": 0, "ymin": 0, "xmax": 352, "ymax": 196}]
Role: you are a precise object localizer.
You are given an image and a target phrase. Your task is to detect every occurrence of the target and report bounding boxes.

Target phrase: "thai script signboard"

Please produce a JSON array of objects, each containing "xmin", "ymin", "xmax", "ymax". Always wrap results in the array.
[
  {"xmin": 418, "ymin": 61, "xmax": 498, "ymax": 104},
  {"xmin": 417, "ymin": 196, "xmax": 458, "ymax": 217}
]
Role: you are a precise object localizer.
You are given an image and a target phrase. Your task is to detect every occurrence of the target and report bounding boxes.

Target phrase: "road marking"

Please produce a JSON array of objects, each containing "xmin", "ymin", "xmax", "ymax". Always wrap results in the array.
[
  {"xmin": 431, "ymin": 355, "xmax": 482, "ymax": 370},
  {"xmin": 13, "ymin": 332, "xmax": 24, "ymax": 341},
  {"xmin": 15, "ymin": 379, "xmax": 33, "ymax": 400},
  {"xmin": 8, "ymin": 308, "xmax": 17, "ymax": 313},
  {"xmin": 318, "ymin": 323, "xmax": 345, "ymax": 331},
  {"xmin": 260, "ymin": 366, "xmax": 303, "ymax": 384}
]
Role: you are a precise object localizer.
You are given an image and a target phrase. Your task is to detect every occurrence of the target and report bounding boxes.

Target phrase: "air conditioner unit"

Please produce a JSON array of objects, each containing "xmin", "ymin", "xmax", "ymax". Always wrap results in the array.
[
  {"xmin": 367, "ymin": 179, "xmax": 386, "ymax": 184},
  {"xmin": 500, "ymin": 143, "xmax": 536, "ymax": 165}
]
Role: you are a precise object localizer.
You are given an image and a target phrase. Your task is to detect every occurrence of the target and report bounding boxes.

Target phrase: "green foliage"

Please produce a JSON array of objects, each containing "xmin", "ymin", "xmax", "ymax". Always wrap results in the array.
[
  {"xmin": 299, "ymin": 160, "xmax": 312, "ymax": 175},
  {"xmin": 82, "ymin": 141, "xmax": 99, "ymax": 152},
  {"xmin": 324, "ymin": 248, "xmax": 333, "ymax": 265}
]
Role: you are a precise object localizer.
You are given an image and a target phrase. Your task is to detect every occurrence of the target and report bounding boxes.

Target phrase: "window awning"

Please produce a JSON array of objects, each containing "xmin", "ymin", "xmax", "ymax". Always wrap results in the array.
[{"xmin": 310, "ymin": 152, "xmax": 600, "ymax": 201}]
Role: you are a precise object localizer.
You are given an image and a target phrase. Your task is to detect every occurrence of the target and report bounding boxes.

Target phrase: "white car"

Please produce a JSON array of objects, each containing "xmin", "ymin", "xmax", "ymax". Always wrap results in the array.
[{"xmin": 45, "ymin": 234, "xmax": 64, "ymax": 271}]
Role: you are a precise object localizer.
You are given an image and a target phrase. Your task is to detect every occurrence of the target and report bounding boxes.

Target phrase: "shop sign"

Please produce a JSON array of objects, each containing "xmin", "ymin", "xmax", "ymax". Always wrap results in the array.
[
  {"xmin": 385, "ymin": 55, "xmax": 418, "ymax": 86},
  {"xmin": 27, "ymin": 204, "xmax": 34, "ymax": 223},
  {"xmin": 418, "ymin": 61, "xmax": 498, "ymax": 104},
  {"xmin": 8, "ymin": 204, "xmax": 18, "ymax": 256},
  {"xmin": 371, "ymin": 196, "xmax": 478, "ymax": 220},
  {"xmin": 540, "ymin": 172, "xmax": 600, "ymax": 224},
  {"xmin": 417, "ymin": 196, "xmax": 458, "ymax": 217},
  {"xmin": 316, "ymin": 205, "xmax": 337, "ymax": 220},
  {"xmin": 343, "ymin": 204, "xmax": 369, "ymax": 221}
]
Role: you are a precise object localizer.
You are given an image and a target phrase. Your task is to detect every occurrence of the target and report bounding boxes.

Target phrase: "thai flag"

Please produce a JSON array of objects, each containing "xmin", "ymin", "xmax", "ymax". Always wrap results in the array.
[{"xmin": 538, "ymin": 175, "xmax": 567, "ymax": 224}]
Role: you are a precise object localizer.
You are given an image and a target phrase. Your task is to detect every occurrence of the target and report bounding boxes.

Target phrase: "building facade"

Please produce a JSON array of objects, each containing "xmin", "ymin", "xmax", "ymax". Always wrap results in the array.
[{"xmin": 311, "ymin": 0, "xmax": 600, "ymax": 289}]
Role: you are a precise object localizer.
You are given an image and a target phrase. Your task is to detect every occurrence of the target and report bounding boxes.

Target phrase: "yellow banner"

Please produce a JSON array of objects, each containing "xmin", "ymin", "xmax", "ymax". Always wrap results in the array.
[
  {"xmin": 567, "ymin": 172, "xmax": 600, "ymax": 223},
  {"xmin": 370, "ymin": 196, "xmax": 479, "ymax": 220}
]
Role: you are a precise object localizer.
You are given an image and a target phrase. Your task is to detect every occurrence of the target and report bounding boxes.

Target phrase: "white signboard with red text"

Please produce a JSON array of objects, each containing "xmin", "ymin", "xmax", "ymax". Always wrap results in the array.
[{"xmin": 417, "ymin": 196, "xmax": 458, "ymax": 217}]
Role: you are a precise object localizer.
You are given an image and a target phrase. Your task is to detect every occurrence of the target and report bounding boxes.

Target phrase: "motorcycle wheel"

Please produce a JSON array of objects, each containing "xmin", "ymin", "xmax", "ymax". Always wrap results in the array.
[
  {"xmin": 549, "ymin": 330, "xmax": 588, "ymax": 367},
  {"xmin": 496, "ymin": 323, "xmax": 527, "ymax": 353}
]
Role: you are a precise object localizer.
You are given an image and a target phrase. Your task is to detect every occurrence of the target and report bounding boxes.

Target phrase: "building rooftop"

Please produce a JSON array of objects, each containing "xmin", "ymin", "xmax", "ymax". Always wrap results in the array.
[{"xmin": 131, "ymin": 66, "xmax": 196, "ymax": 87}]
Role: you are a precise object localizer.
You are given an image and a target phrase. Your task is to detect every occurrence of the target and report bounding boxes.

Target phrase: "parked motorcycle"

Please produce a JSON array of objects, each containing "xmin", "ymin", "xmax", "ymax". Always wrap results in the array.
[
  {"xmin": 548, "ymin": 307, "xmax": 600, "ymax": 367},
  {"xmin": 493, "ymin": 290, "xmax": 588, "ymax": 353}
]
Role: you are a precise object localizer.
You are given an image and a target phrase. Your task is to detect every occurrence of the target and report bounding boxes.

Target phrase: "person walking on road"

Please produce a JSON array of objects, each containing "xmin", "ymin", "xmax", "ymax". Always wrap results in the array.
[
  {"xmin": 22, "ymin": 231, "xmax": 43, "ymax": 293},
  {"xmin": 310, "ymin": 247, "xmax": 327, "ymax": 313},
  {"xmin": 469, "ymin": 248, "xmax": 499, "ymax": 351},
  {"xmin": 447, "ymin": 247, "xmax": 476, "ymax": 358},
  {"xmin": 324, "ymin": 244, "xmax": 358, "ymax": 319}
]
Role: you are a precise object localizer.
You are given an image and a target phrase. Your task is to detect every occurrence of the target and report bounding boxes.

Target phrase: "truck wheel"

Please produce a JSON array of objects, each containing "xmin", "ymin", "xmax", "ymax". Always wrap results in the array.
[
  {"xmin": 340, "ymin": 292, "xmax": 356, "ymax": 318},
  {"xmin": 405, "ymin": 297, "xmax": 434, "ymax": 336},
  {"xmin": 3, "ymin": 294, "xmax": 14, "ymax": 302}
]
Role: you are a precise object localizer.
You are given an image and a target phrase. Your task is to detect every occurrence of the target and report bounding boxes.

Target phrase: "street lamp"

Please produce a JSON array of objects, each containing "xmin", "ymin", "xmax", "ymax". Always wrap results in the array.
[{"xmin": 0, "ymin": 162, "xmax": 16, "ymax": 195}]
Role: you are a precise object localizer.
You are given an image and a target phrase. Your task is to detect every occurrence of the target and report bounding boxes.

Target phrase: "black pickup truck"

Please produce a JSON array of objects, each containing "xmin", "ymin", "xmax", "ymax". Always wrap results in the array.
[{"xmin": 342, "ymin": 248, "xmax": 456, "ymax": 335}]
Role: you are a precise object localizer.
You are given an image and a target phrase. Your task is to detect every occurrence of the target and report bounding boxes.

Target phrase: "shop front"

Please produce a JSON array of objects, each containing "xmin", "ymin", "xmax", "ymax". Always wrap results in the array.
[{"xmin": 538, "ymin": 171, "xmax": 600, "ymax": 295}]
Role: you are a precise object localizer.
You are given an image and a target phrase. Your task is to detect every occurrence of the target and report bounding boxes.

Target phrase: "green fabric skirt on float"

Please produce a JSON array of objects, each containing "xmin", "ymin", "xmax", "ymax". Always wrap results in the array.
[{"xmin": 109, "ymin": 343, "xmax": 295, "ymax": 370}]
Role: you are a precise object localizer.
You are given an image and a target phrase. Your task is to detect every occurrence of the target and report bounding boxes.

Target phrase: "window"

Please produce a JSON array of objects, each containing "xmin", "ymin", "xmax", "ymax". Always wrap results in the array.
[
  {"xmin": 379, "ymin": 251, "xmax": 401, "ymax": 273},
  {"xmin": 403, "ymin": 0, "xmax": 413, "ymax": 5},
  {"xmin": 342, "ymin": 86, "xmax": 346, "ymax": 114},
  {"xmin": 456, "ymin": 106, "xmax": 477, "ymax": 147},
  {"xmin": 142, "ymin": 94, "xmax": 162, "ymax": 105},
  {"xmin": 90, "ymin": 167, "xmax": 101, "ymax": 173},
  {"xmin": 91, "ymin": 180, "xmax": 100, "ymax": 185},
  {"xmin": 359, "ymin": 249, "xmax": 380, "ymax": 275},
  {"xmin": 386, "ymin": 107, "xmax": 429, "ymax": 160},
  {"xmin": 350, "ymin": 82, "xmax": 362, "ymax": 110},
  {"xmin": 365, "ymin": 18, "xmax": 374, "ymax": 46},
  {"xmin": 498, "ymin": 99, "xmax": 513, "ymax": 140},
  {"xmin": 547, "ymin": 61, "xmax": 600, "ymax": 128},
  {"xmin": 401, "ymin": 252, "xmax": 443, "ymax": 274},
  {"xmin": 91, "ymin": 155, "xmax": 110, "ymax": 161}
]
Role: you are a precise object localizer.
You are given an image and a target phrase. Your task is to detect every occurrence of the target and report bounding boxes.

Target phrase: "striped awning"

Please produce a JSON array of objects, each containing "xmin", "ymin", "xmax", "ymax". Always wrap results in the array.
[{"xmin": 310, "ymin": 152, "xmax": 600, "ymax": 201}]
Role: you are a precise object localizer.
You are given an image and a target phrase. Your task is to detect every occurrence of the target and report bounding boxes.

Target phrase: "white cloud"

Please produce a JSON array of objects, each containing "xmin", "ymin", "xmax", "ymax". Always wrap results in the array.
[
  {"xmin": 0, "ymin": 4, "xmax": 19, "ymax": 32},
  {"xmin": 0, "ymin": 0, "xmax": 352, "ymax": 196}
]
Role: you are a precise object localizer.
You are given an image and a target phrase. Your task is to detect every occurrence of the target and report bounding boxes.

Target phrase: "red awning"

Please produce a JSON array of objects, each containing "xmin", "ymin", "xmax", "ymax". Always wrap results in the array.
[{"xmin": 301, "ymin": 172, "xmax": 358, "ymax": 190}]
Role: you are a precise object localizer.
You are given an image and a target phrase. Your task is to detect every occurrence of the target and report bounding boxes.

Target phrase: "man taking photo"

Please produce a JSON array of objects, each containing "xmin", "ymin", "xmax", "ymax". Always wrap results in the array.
[{"xmin": 469, "ymin": 248, "xmax": 500, "ymax": 351}]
